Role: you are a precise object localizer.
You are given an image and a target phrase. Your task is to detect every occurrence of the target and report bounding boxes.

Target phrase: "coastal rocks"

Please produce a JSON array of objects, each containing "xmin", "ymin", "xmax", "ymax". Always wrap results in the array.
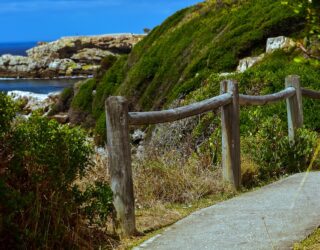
[
  {"xmin": 237, "ymin": 54, "xmax": 265, "ymax": 72},
  {"xmin": 8, "ymin": 91, "xmax": 59, "ymax": 113},
  {"xmin": 0, "ymin": 34, "xmax": 144, "ymax": 78},
  {"xmin": 26, "ymin": 34, "xmax": 142, "ymax": 60},
  {"xmin": 7, "ymin": 90, "xmax": 71, "ymax": 124},
  {"xmin": 0, "ymin": 55, "xmax": 38, "ymax": 76},
  {"xmin": 48, "ymin": 59, "xmax": 80, "ymax": 71},
  {"xmin": 51, "ymin": 113, "xmax": 69, "ymax": 124},
  {"xmin": 266, "ymin": 36, "xmax": 296, "ymax": 53},
  {"xmin": 71, "ymin": 48, "xmax": 114, "ymax": 63}
]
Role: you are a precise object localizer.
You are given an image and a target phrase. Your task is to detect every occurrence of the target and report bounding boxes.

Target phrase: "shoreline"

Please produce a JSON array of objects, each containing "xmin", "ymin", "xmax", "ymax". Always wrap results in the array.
[{"xmin": 0, "ymin": 75, "xmax": 92, "ymax": 80}]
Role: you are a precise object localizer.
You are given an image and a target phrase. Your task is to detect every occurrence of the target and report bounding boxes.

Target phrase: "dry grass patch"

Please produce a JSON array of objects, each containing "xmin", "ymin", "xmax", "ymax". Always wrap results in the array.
[
  {"xmin": 75, "ymin": 145, "xmax": 237, "ymax": 249},
  {"xmin": 133, "ymin": 149, "xmax": 234, "ymax": 208}
]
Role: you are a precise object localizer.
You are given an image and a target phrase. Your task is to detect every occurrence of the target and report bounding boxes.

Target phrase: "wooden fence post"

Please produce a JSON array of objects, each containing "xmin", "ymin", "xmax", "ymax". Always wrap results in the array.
[
  {"xmin": 220, "ymin": 80, "xmax": 241, "ymax": 190},
  {"xmin": 285, "ymin": 75, "xmax": 303, "ymax": 144},
  {"xmin": 105, "ymin": 96, "xmax": 136, "ymax": 238}
]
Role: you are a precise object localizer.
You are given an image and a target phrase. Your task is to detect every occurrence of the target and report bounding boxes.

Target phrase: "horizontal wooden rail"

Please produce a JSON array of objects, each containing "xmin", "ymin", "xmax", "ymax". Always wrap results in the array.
[
  {"xmin": 301, "ymin": 88, "xmax": 320, "ymax": 100},
  {"xmin": 239, "ymin": 87, "xmax": 295, "ymax": 106},
  {"xmin": 128, "ymin": 93, "xmax": 232, "ymax": 125}
]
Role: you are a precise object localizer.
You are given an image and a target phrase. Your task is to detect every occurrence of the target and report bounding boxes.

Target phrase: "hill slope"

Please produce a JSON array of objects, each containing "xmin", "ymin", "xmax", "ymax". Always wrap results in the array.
[{"xmin": 68, "ymin": 0, "xmax": 319, "ymax": 139}]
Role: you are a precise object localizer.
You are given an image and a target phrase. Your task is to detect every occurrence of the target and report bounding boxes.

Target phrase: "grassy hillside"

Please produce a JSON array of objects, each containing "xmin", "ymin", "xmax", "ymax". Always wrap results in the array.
[{"xmin": 69, "ymin": 0, "xmax": 317, "ymax": 140}]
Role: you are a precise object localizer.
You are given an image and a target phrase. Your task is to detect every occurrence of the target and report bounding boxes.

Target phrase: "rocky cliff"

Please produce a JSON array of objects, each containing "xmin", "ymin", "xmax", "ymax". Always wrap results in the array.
[{"xmin": 0, "ymin": 34, "xmax": 144, "ymax": 78}]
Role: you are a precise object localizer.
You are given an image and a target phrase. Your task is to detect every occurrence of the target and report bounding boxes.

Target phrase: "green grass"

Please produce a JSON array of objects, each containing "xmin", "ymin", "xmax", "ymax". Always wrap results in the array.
[
  {"xmin": 71, "ymin": 79, "xmax": 96, "ymax": 113},
  {"xmin": 185, "ymin": 50, "xmax": 320, "ymax": 136},
  {"xmin": 294, "ymin": 228, "xmax": 320, "ymax": 250},
  {"xmin": 71, "ymin": 0, "xmax": 307, "ymax": 135}
]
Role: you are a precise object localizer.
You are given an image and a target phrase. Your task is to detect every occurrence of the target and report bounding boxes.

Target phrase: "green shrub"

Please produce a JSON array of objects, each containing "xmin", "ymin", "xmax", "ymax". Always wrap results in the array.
[
  {"xmin": 73, "ymin": 181, "xmax": 113, "ymax": 227},
  {"xmin": 95, "ymin": 55, "xmax": 117, "ymax": 81},
  {"xmin": 11, "ymin": 114, "xmax": 92, "ymax": 186},
  {"xmin": 0, "ymin": 106, "xmax": 113, "ymax": 248},
  {"xmin": 71, "ymin": 79, "xmax": 96, "ymax": 113},
  {"xmin": 92, "ymin": 55, "xmax": 128, "ymax": 118},
  {"xmin": 94, "ymin": 113, "xmax": 106, "ymax": 146},
  {"xmin": 242, "ymin": 116, "xmax": 318, "ymax": 180},
  {"xmin": 0, "ymin": 92, "xmax": 16, "ymax": 136}
]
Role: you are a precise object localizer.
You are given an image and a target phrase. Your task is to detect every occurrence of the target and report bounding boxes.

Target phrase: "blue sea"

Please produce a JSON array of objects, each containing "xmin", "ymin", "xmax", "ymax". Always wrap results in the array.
[
  {"xmin": 0, "ymin": 78, "xmax": 77, "ymax": 94},
  {"xmin": 0, "ymin": 42, "xmax": 79, "ymax": 94},
  {"xmin": 0, "ymin": 41, "xmax": 36, "ymax": 56}
]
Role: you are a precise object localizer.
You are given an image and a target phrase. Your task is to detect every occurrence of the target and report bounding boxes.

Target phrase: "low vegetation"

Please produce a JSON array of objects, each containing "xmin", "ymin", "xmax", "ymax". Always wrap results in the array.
[
  {"xmin": 0, "ymin": 93, "xmax": 113, "ymax": 249},
  {"xmin": 294, "ymin": 228, "xmax": 320, "ymax": 250}
]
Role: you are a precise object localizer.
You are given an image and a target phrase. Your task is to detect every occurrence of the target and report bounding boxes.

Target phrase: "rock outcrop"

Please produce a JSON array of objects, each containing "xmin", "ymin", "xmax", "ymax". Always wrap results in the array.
[
  {"xmin": 0, "ymin": 34, "xmax": 144, "ymax": 78},
  {"xmin": 8, "ymin": 90, "xmax": 59, "ymax": 113},
  {"xmin": 266, "ymin": 36, "xmax": 296, "ymax": 53},
  {"xmin": 236, "ymin": 36, "xmax": 296, "ymax": 72},
  {"xmin": 237, "ymin": 54, "xmax": 265, "ymax": 72}
]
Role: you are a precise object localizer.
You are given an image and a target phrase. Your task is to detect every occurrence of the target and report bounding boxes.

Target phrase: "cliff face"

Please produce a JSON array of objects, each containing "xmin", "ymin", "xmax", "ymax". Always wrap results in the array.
[{"xmin": 0, "ymin": 34, "xmax": 144, "ymax": 78}]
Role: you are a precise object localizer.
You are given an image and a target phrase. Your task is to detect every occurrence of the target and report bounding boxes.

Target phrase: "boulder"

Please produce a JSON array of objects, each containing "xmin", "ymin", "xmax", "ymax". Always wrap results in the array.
[
  {"xmin": 0, "ymin": 55, "xmax": 38, "ymax": 73},
  {"xmin": 0, "ymin": 54, "xmax": 53, "ymax": 78},
  {"xmin": 7, "ymin": 91, "xmax": 57, "ymax": 113},
  {"xmin": 48, "ymin": 58, "xmax": 81, "ymax": 72},
  {"xmin": 266, "ymin": 36, "xmax": 296, "ymax": 53},
  {"xmin": 237, "ymin": 54, "xmax": 265, "ymax": 72},
  {"xmin": 132, "ymin": 129, "xmax": 146, "ymax": 144},
  {"xmin": 51, "ymin": 114, "xmax": 69, "ymax": 124},
  {"xmin": 71, "ymin": 48, "xmax": 114, "ymax": 63}
]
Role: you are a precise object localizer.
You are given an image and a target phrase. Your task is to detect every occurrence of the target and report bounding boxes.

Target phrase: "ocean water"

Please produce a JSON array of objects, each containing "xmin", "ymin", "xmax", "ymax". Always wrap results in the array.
[
  {"xmin": 0, "ymin": 42, "xmax": 81, "ymax": 94},
  {"xmin": 0, "ymin": 78, "xmax": 78, "ymax": 94},
  {"xmin": 0, "ymin": 41, "xmax": 36, "ymax": 56}
]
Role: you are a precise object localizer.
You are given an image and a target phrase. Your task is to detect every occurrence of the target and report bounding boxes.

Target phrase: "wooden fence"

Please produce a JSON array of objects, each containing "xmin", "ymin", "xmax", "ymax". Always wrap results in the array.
[{"xmin": 105, "ymin": 75, "xmax": 320, "ymax": 237}]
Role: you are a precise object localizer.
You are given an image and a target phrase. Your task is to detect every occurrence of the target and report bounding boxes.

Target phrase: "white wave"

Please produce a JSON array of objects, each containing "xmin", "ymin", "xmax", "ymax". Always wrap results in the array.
[
  {"xmin": 8, "ymin": 90, "xmax": 50, "ymax": 101},
  {"xmin": 7, "ymin": 90, "xmax": 61, "ymax": 112},
  {"xmin": 0, "ymin": 78, "xmax": 16, "ymax": 80}
]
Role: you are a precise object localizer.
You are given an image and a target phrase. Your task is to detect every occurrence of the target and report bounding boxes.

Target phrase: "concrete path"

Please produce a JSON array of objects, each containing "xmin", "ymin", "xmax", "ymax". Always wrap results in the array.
[{"xmin": 136, "ymin": 172, "xmax": 320, "ymax": 250}]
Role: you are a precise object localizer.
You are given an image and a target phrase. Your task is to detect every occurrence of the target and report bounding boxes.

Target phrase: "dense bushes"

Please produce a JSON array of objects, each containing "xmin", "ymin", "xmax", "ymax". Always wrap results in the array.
[
  {"xmin": 0, "ymin": 96, "xmax": 113, "ymax": 249},
  {"xmin": 176, "ymin": 48, "xmax": 320, "ymax": 184},
  {"xmin": 0, "ymin": 93, "xmax": 16, "ymax": 135},
  {"xmin": 242, "ymin": 116, "xmax": 318, "ymax": 180}
]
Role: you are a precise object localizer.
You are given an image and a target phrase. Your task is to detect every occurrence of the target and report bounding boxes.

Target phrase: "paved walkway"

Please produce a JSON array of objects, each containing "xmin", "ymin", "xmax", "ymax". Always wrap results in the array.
[{"xmin": 136, "ymin": 172, "xmax": 320, "ymax": 250}]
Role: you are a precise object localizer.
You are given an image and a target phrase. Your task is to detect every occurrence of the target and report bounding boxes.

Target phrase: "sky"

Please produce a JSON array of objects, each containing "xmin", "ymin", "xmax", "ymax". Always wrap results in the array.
[{"xmin": 0, "ymin": 0, "xmax": 201, "ymax": 43}]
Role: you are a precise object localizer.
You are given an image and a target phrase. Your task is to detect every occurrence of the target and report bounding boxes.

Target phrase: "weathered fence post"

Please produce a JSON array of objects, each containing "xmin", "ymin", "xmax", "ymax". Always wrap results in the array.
[
  {"xmin": 220, "ymin": 80, "xmax": 241, "ymax": 190},
  {"xmin": 285, "ymin": 75, "xmax": 303, "ymax": 144},
  {"xmin": 105, "ymin": 96, "xmax": 136, "ymax": 238}
]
